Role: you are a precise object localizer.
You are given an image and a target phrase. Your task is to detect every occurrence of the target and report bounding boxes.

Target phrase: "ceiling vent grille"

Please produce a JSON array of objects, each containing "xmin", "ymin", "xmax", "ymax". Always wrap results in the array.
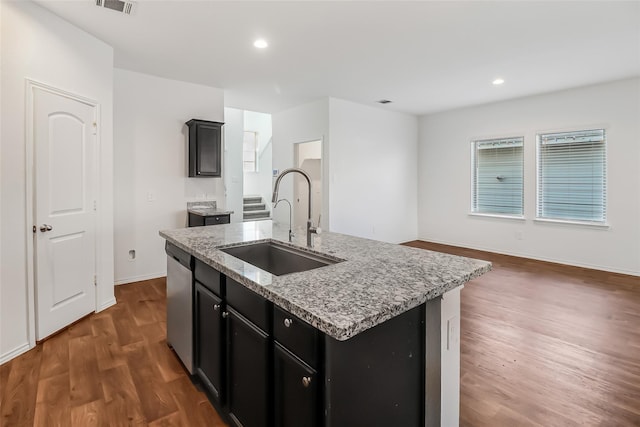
[{"xmin": 96, "ymin": 0, "xmax": 135, "ymax": 15}]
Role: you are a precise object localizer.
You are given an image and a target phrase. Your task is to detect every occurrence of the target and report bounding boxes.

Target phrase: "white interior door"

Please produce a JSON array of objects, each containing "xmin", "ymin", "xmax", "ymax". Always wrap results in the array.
[{"xmin": 33, "ymin": 86, "xmax": 97, "ymax": 340}]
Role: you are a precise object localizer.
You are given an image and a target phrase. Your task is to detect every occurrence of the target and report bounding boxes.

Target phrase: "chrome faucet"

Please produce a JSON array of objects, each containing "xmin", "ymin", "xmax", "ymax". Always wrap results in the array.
[
  {"xmin": 273, "ymin": 198, "xmax": 294, "ymax": 242},
  {"xmin": 272, "ymin": 168, "xmax": 320, "ymax": 247}
]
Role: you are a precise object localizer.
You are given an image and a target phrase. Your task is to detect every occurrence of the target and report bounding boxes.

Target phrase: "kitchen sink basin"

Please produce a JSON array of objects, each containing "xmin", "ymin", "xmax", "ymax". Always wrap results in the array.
[{"xmin": 220, "ymin": 241, "xmax": 342, "ymax": 276}]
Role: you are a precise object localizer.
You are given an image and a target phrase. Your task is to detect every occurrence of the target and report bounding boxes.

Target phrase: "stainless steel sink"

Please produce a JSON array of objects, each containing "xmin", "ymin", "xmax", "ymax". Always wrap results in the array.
[{"xmin": 220, "ymin": 241, "xmax": 341, "ymax": 276}]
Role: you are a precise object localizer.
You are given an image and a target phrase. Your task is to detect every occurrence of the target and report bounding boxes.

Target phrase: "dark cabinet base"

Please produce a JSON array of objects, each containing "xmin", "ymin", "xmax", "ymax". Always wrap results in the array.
[
  {"xmin": 188, "ymin": 213, "xmax": 230, "ymax": 227},
  {"xmin": 190, "ymin": 262, "xmax": 435, "ymax": 427}
]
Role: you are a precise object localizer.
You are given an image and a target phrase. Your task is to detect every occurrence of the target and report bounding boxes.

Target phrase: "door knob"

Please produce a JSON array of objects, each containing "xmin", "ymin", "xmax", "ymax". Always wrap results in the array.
[
  {"xmin": 40, "ymin": 224, "xmax": 53, "ymax": 232},
  {"xmin": 302, "ymin": 376, "xmax": 312, "ymax": 388}
]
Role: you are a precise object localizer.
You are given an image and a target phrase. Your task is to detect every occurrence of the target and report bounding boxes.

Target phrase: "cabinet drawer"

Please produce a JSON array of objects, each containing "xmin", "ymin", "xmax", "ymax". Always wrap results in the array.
[
  {"xmin": 205, "ymin": 215, "xmax": 230, "ymax": 226},
  {"xmin": 194, "ymin": 259, "xmax": 222, "ymax": 296},
  {"xmin": 226, "ymin": 278, "xmax": 269, "ymax": 332},
  {"xmin": 273, "ymin": 306, "xmax": 319, "ymax": 368}
]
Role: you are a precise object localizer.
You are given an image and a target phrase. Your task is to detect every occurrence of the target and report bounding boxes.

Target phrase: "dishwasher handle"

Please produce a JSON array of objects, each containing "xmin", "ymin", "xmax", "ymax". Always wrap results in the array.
[{"xmin": 165, "ymin": 242, "xmax": 192, "ymax": 270}]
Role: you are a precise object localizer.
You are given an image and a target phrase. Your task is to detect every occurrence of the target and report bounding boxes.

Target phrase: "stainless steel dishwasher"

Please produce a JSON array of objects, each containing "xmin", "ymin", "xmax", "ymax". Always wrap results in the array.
[{"xmin": 165, "ymin": 242, "xmax": 193, "ymax": 374}]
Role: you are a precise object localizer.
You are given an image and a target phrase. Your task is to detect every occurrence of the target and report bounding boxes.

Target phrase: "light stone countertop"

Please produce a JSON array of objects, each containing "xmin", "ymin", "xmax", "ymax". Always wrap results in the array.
[
  {"xmin": 160, "ymin": 221, "xmax": 491, "ymax": 341},
  {"xmin": 187, "ymin": 207, "xmax": 234, "ymax": 216},
  {"xmin": 186, "ymin": 201, "xmax": 233, "ymax": 216}
]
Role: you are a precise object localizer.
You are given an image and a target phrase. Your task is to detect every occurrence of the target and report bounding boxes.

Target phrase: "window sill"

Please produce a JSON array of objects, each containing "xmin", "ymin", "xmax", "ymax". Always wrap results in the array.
[
  {"xmin": 468, "ymin": 213, "xmax": 525, "ymax": 221},
  {"xmin": 534, "ymin": 218, "xmax": 610, "ymax": 229}
]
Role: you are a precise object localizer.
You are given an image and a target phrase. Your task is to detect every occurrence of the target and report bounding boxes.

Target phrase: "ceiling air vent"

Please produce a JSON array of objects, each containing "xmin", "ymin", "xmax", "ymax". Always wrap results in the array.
[{"xmin": 96, "ymin": 0, "xmax": 135, "ymax": 15}]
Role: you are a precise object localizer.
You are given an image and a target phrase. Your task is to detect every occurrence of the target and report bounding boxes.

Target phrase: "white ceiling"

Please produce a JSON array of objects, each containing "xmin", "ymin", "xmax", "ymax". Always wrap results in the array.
[{"xmin": 34, "ymin": 0, "xmax": 640, "ymax": 115}]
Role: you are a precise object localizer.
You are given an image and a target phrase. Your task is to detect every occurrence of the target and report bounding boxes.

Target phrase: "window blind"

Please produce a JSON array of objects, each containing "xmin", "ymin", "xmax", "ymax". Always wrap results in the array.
[
  {"xmin": 472, "ymin": 137, "xmax": 524, "ymax": 216},
  {"xmin": 537, "ymin": 129, "xmax": 606, "ymax": 222}
]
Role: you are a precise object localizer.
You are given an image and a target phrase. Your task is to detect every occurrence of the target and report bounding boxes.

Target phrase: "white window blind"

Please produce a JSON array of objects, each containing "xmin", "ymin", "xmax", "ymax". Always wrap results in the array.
[
  {"xmin": 537, "ymin": 129, "xmax": 606, "ymax": 223},
  {"xmin": 243, "ymin": 131, "xmax": 258, "ymax": 172},
  {"xmin": 471, "ymin": 137, "xmax": 524, "ymax": 216}
]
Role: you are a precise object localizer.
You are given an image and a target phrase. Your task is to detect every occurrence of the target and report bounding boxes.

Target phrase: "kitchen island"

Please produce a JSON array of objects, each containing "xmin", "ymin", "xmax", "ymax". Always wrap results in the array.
[{"xmin": 160, "ymin": 221, "xmax": 490, "ymax": 427}]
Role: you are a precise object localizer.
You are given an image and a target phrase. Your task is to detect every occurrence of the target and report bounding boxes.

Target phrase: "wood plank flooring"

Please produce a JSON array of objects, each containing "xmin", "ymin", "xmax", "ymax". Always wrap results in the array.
[
  {"xmin": 406, "ymin": 241, "xmax": 640, "ymax": 427},
  {"xmin": 1, "ymin": 242, "xmax": 639, "ymax": 426},
  {"xmin": 0, "ymin": 279, "xmax": 225, "ymax": 427}
]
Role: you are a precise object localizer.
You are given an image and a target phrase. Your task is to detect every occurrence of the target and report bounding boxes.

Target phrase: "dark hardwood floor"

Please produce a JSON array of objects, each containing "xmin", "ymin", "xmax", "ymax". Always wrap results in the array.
[
  {"xmin": 1, "ymin": 242, "xmax": 638, "ymax": 426},
  {"xmin": 406, "ymin": 241, "xmax": 640, "ymax": 427},
  {"xmin": 0, "ymin": 279, "xmax": 225, "ymax": 427}
]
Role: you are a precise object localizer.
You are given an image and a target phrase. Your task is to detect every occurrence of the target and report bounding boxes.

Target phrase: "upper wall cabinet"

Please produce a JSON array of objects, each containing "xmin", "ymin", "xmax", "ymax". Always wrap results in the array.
[{"xmin": 186, "ymin": 119, "xmax": 224, "ymax": 177}]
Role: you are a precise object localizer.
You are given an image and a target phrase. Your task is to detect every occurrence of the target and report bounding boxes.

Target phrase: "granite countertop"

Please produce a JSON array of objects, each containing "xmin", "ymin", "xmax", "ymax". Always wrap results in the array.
[
  {"xmin": 187, "ymin": 207, "xmax": 234, "ymax": 216},
  {"xmin": 160, "ymin": 221, "xmax": 491, "ymax": 341},
  {"xmin": 187, "ymin": 201, "xmax": 234, "ymax": 216}
]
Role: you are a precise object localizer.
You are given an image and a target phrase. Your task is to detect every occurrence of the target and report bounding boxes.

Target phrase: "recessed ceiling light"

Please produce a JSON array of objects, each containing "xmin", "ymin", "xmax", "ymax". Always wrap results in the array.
[
  {"xmin": 253, "ymin": 39, "xmax": 268, "ymax": 49},
  {"xmin": 492, "ymin": 78, "xmax": 505, "ymax": 85}
]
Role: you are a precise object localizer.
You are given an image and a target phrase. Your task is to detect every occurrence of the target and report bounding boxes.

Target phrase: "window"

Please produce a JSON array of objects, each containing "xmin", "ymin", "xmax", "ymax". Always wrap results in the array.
[
  {"xmin": 243, "ymin": 131, "xmax": 258, "ymax": 172},
  {"xmin": 537, "ymin": 129, "xmax": 606, "ymax": 223},
  {"xmin": 471, "ymin": 137, "xmax": 524, "ymax": 216}
]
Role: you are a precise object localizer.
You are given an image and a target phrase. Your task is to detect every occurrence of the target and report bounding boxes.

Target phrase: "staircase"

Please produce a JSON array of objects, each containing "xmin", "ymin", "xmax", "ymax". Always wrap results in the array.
[{"xmin": 243, "ymin": 196, "xmax": 271, "ymax": 221}]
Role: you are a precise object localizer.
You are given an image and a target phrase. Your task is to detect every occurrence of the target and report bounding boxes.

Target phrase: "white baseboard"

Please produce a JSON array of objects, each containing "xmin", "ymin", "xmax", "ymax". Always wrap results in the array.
[
  {"xmin": 416, "ymin": 237, "xmax": 639, "ymax": 277},
  {"xmin": 97, "ymin": 297, "xmax": 117, "ymax": 312},
  {"xmin": 0, "ymin": 342, "xmax": 31, "ymax": 365},
  {"xmin": 114, "ymin": 272, "xmax": 166, "ymax": 286}
]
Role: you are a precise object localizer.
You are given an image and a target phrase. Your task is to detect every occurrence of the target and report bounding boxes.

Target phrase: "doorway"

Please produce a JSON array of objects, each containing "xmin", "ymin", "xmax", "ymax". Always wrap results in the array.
[
  {"xmin": 293, "ymin": 140, "xmax": 322, "ymax": 229},
  {"xmin": 29, "ymin": 82, "xmax": 98, "ymax": 340}
]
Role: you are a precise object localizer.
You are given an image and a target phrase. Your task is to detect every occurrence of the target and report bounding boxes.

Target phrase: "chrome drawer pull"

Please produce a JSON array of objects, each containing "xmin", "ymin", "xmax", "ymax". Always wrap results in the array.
[
  {"xmin": 302, "ymin": 376, "xmax": 312, "ymax": 388},
  {"xmin": 284, "ymin": 318, "xmax": 293, "ymax": 328}
]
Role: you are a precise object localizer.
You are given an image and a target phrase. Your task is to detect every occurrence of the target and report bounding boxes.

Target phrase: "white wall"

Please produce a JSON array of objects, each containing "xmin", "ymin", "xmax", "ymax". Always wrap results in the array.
[
  {"xmin": 329, "ymin": 98, "xmax": 419, "ymax": 244},
  {"xmin": 0, "ymin": 0, "xmax": 115, "ymax": 362},
  {"xmin": 224, "ymin": 108, "xmax": 245, "ymax": 223},
  {"xmin": 243, "ymin": 110, "xmax": 273, "ymax": 208},
  {"xmin": 272, "ymin": 98, "xmax": 330, "ymax": 229},
  {"xmin": 113, "ymin": 69, "xmax": 224, "ymax": 284},
  {"xmin": 418, "ymin": 78, "xmax": 640, "ymax": 275}
]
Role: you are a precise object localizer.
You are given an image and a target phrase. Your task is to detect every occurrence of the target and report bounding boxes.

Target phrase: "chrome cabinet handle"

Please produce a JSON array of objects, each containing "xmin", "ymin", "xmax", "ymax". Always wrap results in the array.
[
  {"xmin": 302, "ymin": 376, "xmax": 312, "ymax": 388},
  {"xmin": 284, "ymin": 318, "xmax": 293, "ymax": 328},
  {"xmin": 213, "ymin": 304, "xmax": 220, "ymax": 311},
  {"xmin": 222, "ymin": 311, "xmax": 229, "ymax": 318},
  {"xmin": 40, "ymin": 224, "xmax": 53, "ymax": 232}
]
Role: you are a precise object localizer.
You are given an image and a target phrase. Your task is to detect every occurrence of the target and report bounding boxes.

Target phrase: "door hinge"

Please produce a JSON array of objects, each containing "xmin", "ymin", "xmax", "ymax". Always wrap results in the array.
[
  {"xmin": 94, "ymin": 275, "xmax": 97, "ymax": 286},
  {"xmin": 92, "ymin": 122, "xmax": 97, "ymax": 135},
  {"xmin": 93, "ymin": 200, "xmax": 97, "ymax": 211},
  {"xmin": 33, "ymin": 225, "xmax": 36, "ymax": 233}
]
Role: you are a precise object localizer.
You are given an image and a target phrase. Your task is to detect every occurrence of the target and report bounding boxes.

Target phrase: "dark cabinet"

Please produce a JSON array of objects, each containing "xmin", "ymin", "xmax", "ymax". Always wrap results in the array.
[
  {"xmin": 189, "ymin": 261, "xmax": 426, "ymax": 427},
  {"xmin": 188, "ymin": 213, "xmax": 230, "ymax": 227},
  {"xmin": 226, "ymin": 307, "xmax": 270, "ymax": 427},
  {"xmin": 186, "ymin": 119, "xmax": 223, "ymax": 178},
  {"xmin": 194, "ymin": 282, "xmax": 224, "ymax": 402},
  {"xmin": 274, "ymin": 343, "xmax": 318, "ymax": 427}
]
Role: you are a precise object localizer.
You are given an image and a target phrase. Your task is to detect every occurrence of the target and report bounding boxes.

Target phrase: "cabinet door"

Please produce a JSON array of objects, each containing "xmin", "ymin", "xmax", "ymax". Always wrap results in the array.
[
  {"xmin": 194, "ymin": 283, "xmax": 224, "ymax": 402},
  {"xmin": 274, "ymin": 343, "xmax": 318, "ymax": 427},
  {"xmin": 196, "ymin": 122, "xmax": 221, "ymax": 177},
  {"xmin": 227, "ymin": 307, "xmax": 270, "ymax": 427}
]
